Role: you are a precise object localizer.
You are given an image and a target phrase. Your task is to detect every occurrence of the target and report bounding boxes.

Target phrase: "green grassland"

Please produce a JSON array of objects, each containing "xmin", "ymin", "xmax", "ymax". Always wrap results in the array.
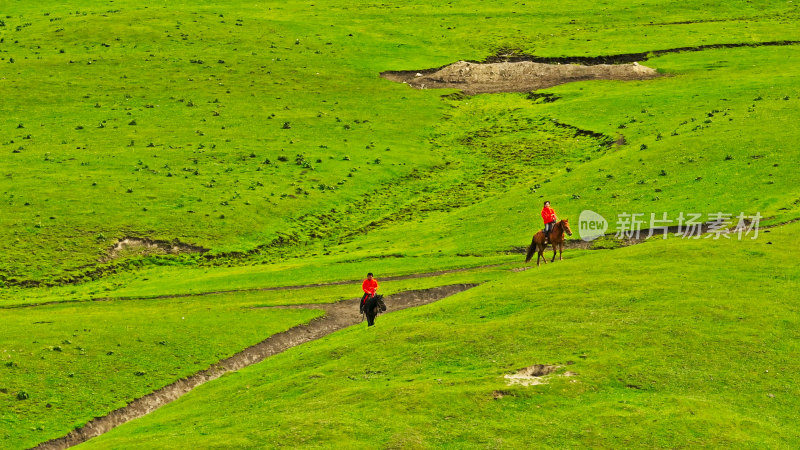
[
  {"xmin": 1, "ymin": 266, "xmax": 516, "ymax": 448},
  {"xmin": 0, "ymin": 254, "xmax": 520, "ymax": 307},
  {"xmin": 2, "ymin": 0, "xmax": 799, "ymax": 447},
  {"xmin": 80, "ymin": 222, "xmax": 800, "ymax": 449},
  {"xmin": 347, "ymin": 46, "xmax": 800, "ymax": 257},
  {"xmin": 0, "ymin": 291, "xmax": 324, "ymax": 449},
  {"xmin": 1, "ymin": 0, "xmax": 799, "ymax": 284}
]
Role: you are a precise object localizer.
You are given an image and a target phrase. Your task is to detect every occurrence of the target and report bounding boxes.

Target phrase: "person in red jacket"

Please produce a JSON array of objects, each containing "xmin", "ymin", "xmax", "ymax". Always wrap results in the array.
[
  {"xmin": 541, "ymin": 201, "xmax": 558, "ymax": 242},
  {"xmin": 360, "ymin": 272, "xmax": 379, "ymax": 314}
]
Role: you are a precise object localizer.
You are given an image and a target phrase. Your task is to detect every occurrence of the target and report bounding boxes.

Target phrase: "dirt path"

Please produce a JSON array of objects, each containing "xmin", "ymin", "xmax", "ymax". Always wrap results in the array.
[
  {"xmin": 32, "ymin": 284, "xmax": 478, "ymax": 450},
  {"xmin": 11, "ymin": 215, "xmax": 793, "ymax": 310},
  {"xmin": 3, "ymin": 264, "xmax": 501, "ymax": 310}
]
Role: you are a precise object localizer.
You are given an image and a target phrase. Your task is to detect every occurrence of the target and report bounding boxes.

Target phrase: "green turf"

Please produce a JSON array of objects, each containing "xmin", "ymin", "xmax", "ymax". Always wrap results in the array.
[
  {"xmin": 77, "ymin": 221, "xmax": 800, "ymax": 449},
  {"xmin": 0, "ymin": 254, "xmax": 520, "ymax": 307},
  {"xmin": 1, "ymin": 0, "xmax": 799, "ymax": 284},
  {"xmin": 344, "ymin": 45, "xmax": 800, "ymax": 258},
  {"xmin": 0, "ymin": 266, "xmax": 520, "ymax": 447},
  {"xmin": 1, "ymin": 0, "xmax": 799, "ymax": 447},
  {"xmin": 0, "ymin": 294, "xmax": 322, "ymax": 449}
]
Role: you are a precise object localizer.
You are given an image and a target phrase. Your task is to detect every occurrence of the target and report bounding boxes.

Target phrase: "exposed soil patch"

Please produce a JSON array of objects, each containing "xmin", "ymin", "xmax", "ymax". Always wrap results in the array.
[
  {"xmin": 383, "ymin": 40, "xmax": 800, "ymax": 95},
  {"xmin": 382, "ymin": 60, "xmax": 660, "ymax": 95},
  {"xmin": 504, "ymin": 364, "xmax": 560, "ymax": 386},
  {"xmin": 503, "ymin": 365, "xmax": 576, "ymax": 386},
  {"xmin": 100, "ymin": 237, "xmax": 209, "ymax": 263},
  {"xmin": 492, "ymin": 390, "xmax": 513, "ymax": 400},
  {"xmin": 33, "ymin": 283, "xmax": 477, "ymax": 450}
]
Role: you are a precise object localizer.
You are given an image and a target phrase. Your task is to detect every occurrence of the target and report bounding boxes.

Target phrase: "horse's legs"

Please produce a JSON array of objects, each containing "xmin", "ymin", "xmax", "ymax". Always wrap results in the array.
[
  {"xmin": 551, "ymin": 243, "xmax": 557, "ymax": 262},
  {"xmin": 559, "ymin": 242, "xmax": 563, "ymax": 261},
  {"xmin": 537, "ymin": 244, "xmax": 547, "ymax": 266}
]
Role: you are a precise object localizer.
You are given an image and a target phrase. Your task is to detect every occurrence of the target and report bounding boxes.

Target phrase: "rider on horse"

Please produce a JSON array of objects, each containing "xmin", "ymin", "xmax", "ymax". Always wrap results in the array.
[
  {"xmin": 541, "ymin": 201, "xmax": 558, "ymax": 243},
  {"xmin": 360, "ymin": 272, "xmax": 378, "ymax": 314},
  {"xmin": 526, "ymin": 202, "xmax": 572, "ymax": 265}
]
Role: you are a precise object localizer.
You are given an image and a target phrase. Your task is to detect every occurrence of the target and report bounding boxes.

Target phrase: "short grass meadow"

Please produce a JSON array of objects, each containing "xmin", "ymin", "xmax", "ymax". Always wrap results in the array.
[{"xmin": 1, "ymin": 0, "xmax": 798, "ymax": 447}]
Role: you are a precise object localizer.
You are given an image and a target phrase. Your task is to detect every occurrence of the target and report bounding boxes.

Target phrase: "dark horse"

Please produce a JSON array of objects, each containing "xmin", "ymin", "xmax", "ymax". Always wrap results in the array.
[
  {"xmin": 525, "ymin": 219, "xmax": 573, "ymax": 266},
  {"xmin": 363, "ymin": 294, "xmax": 387, "ymax": 326}
]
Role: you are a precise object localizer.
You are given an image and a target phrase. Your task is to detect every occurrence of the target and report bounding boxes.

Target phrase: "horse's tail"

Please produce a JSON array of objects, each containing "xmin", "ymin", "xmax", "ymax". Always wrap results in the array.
[{"xmin": 525, "ymin": 236, "xmax": 537, "ymax": 263}]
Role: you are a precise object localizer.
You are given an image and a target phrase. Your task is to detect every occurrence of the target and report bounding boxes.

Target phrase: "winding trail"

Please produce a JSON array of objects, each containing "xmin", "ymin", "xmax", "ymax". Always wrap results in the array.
[
  {"xmin": 4, "ymin": 264, "xmax": 502, "ymax": 310},
  {"xmin": 24, "ymin": 216, "xmax": 798, "ymax": 448},
  {"xmin": 32, "ymin": 283, "xmax": 478, "ymax": 450},
  {"xmin": 11, "ymin": 217, "xmax": 793, "ymax": 311}
]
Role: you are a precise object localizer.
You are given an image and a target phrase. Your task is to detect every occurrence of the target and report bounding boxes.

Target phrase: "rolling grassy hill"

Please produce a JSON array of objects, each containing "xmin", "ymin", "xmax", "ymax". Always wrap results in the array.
[
  {"xmin": 1, "ymin": 0, "xmax": 799, "ymax": 447},
  {"xmin": 1, "ymin": 0, "xmax": 798, "ymax": 284},
  {"xmin": 80, "ymin": 222, "xmax": 800, "ymax": 448}
]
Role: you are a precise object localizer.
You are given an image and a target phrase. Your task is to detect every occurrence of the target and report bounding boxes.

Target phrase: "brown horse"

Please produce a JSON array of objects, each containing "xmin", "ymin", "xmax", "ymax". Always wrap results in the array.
[{"xmin": 525, "ymin": 219, "xmax": 573, "ymax": 266}]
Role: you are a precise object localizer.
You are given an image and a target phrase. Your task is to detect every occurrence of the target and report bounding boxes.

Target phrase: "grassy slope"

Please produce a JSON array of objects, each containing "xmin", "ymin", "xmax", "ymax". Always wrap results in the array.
[
  {"xmin": 0, "ymin": 254, "xmax": 520, "ymax": 307},
  {"xmin": 4, "ymin": 42, "xmax": 796, "ymax": 301},
  {"xmin": 1, "ymin": 3, "xmax": 446, "ymax": 280},
  {"xmin": 0, "ymin": 293, "xmax": 322, "ymax": 449},
  {"xmin": 0, "ymin": 266, "xmax": 517, "ymax": 447},
  {"xmin": 81, "ymin": 221, "xmax": 800, "ymax": 449},
  {"xmin": 1, "ymin": 0, "xmax": 799, "ymax": 283},
  {"xmin": 347, "ymin": 45, "xmax": 800, "ymax": 256},
  {"xmin": 1, "ymin": 0, "xmax": 799, "ymax": 447}
]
